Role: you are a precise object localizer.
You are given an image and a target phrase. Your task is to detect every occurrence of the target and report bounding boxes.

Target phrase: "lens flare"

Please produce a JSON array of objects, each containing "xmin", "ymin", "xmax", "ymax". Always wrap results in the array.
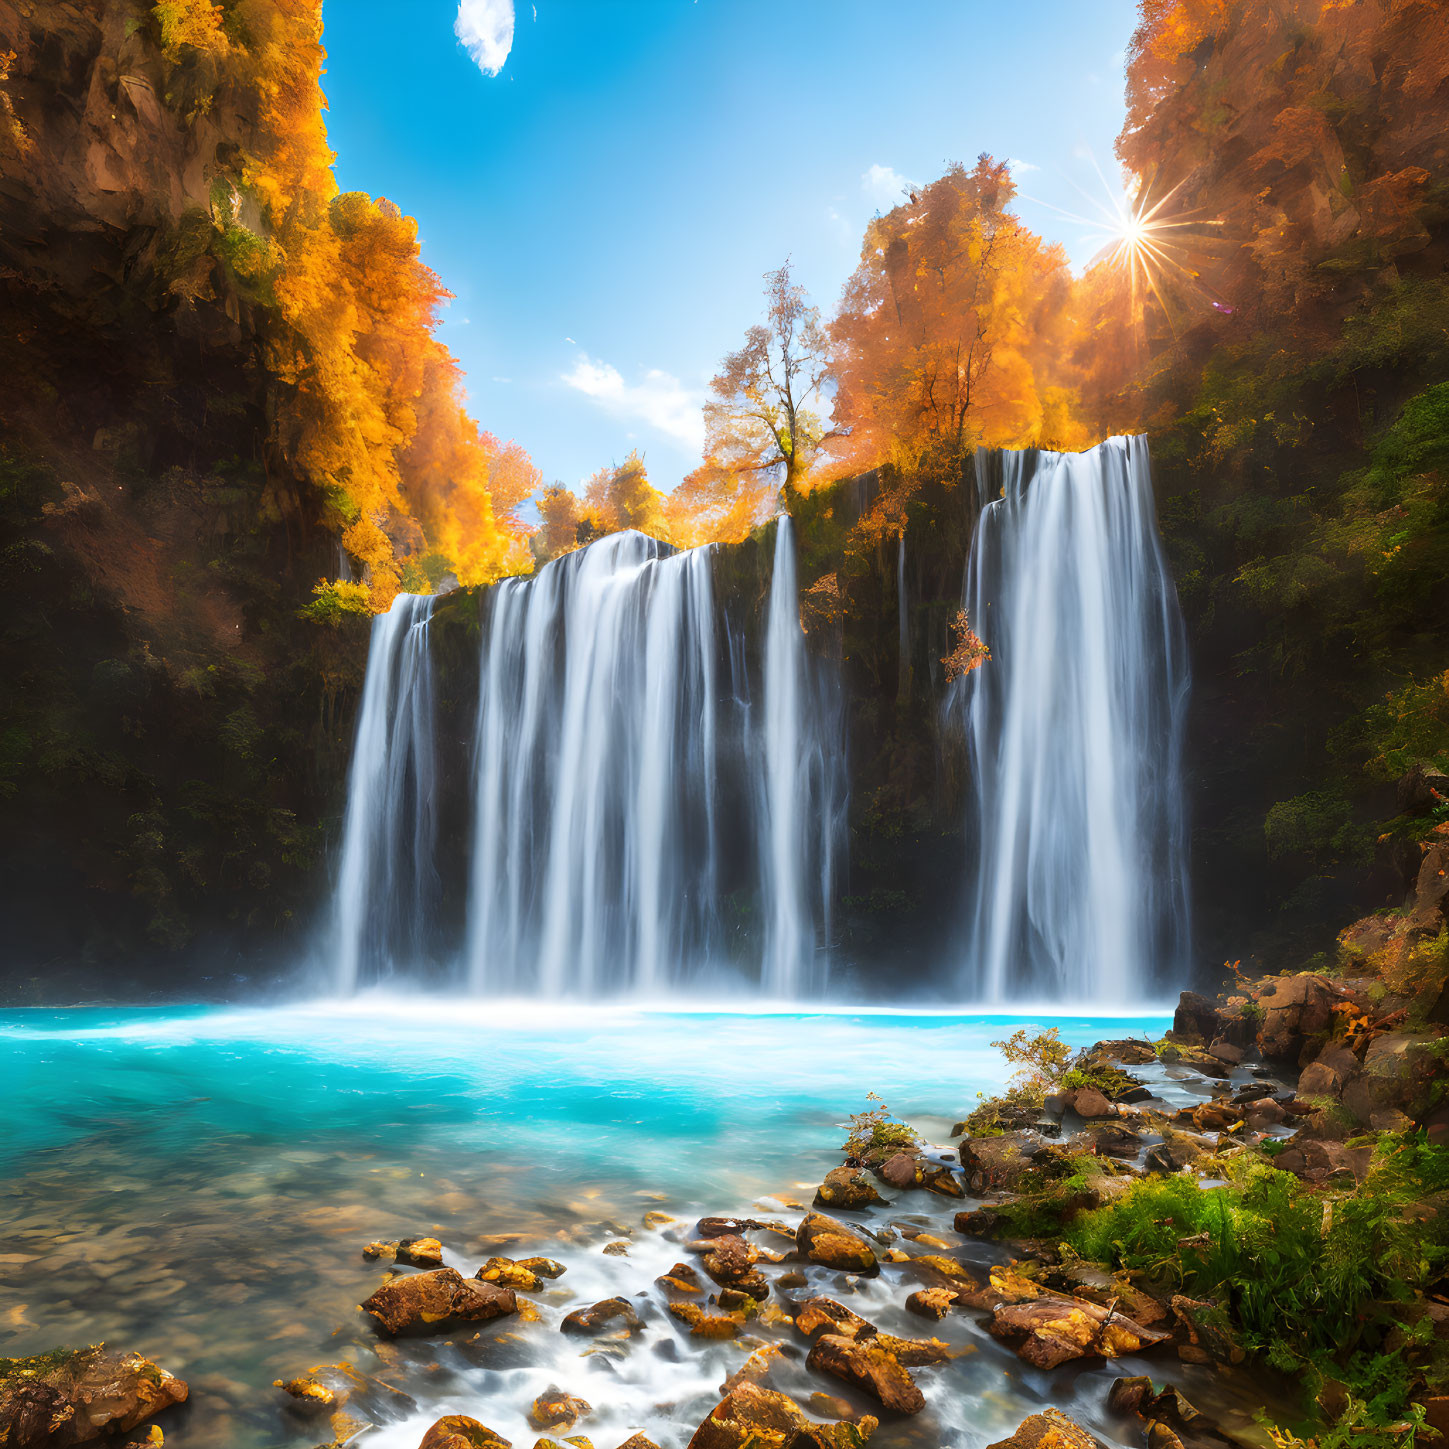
[{"xmin": 1017, "ymin": 155, "xmax": 1230, "ymax": 336}]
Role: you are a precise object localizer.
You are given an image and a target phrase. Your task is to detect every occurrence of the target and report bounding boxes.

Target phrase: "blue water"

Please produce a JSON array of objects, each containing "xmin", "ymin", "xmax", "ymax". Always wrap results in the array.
[{"xmin": 0, "ymin": 1002, "xmax": 1176, "ymax": 1448}]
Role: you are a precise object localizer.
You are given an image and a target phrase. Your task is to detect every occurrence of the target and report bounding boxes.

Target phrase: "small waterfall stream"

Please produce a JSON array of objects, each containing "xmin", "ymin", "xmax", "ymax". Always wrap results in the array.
[
  {"xmin": 953, "ymin": 435, "xmax": 1190, "ymax": 1000},
  {"xmin": 333, "ymin": 593, "xmax": 438, "ymax": 993}
]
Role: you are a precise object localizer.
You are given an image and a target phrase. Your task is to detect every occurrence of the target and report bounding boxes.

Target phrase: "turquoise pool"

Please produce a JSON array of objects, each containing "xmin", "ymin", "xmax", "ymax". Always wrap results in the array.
[{"xmin": 0, "ymin": 1001, "xmax": 1183, "ymax": 1448}]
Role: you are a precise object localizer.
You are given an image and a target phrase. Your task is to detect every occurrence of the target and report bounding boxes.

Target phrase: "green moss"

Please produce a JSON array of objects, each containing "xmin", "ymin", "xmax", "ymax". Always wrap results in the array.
[{"xmin": 1059, "ymin": 1139, "xmax": 1449, "ymax": 1441}]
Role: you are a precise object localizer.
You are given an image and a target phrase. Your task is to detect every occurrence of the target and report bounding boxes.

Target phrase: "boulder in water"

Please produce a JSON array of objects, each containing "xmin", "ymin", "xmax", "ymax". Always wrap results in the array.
[
  {"xmin": 0, "ymin": 1345, "xmax": 188, "ymax": 1446},
  {"xmin": 905, "ymin": 1287, "xmax": 957, "ymax": 1320},
  {"xmin": 686, "ymin": 1380, "xmax": 876, "ymax": 1448},
  {"xmin": 666, "ymin": 1302, "xmax": 744, "ymax": 1339},
  {"xmin": 805, "ymin": 1334, "xmax": 924, "ymax": 1415},
  {"xmin": 528, "ymin": 1388, "xmax": 592, "ymax": 1431},
  {"xmin": 814, "ymin": 1166, "xmax": 887, "ymax": 1210},
  {"xmin": 959, "ymin": 1131, "xmax": 1042, "ymax": 1192},
  {"xmin": 362, "ymin": 1268, "xmax": 517, "ymax": 1337},
  {"xmin": 418, "ymin": 1415, "xmax": 512, "ymax": 1449},
  {"xmin": 794, "ymin": 1297, "xmax": 875, "ymax": 1340},
  {"xmin": 989, "ymin": 1291, "xmax": 1170, "ymax": 1369},
  {"xmin": 477, "ymin": 1257, "xmax": 543, "ymax": 1290},
  {"xmin": 560, "ymin": 1298, "xmax": 642, "ymax": 1336},
  {"xmin": 986, "ymin": 1409, "xmax": 1107, "ymax": 1449},
  {"xmin": 796, "ymin": 1214, "xmax": 878, "ymax": 1274},
  {"xmin": 515, "ymin": 1256, "xmax": 568, "ymax": 1279}
]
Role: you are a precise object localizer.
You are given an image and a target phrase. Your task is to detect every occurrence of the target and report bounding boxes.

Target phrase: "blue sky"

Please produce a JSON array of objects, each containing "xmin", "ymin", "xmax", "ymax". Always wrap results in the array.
[{"xmin": 321, "ymin": 0, "xmax": 1140, "ymax": 493}]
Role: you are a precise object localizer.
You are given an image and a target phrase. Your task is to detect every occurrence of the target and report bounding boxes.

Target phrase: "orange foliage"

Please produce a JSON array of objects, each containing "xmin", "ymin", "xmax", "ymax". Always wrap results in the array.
[
  {"xmin": 942, "ymin": 609, "xmax": 990, "ymax": 683},
  {"xmin": 153, "ymin": 0, "xmax": 535, "ymax": 607},
  {"xmin": 1114, "ymin": 0, "xmax": 1449, "ymax": 340},
  {"xmin": 831, "ymin": 157, "xmax": 1083, "ymax": 479}
]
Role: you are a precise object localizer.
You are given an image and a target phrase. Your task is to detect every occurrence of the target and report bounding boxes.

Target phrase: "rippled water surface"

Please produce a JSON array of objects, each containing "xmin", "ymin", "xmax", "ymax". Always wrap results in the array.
[{"xmin": 1, "ymin": 1000, "xmax": 1241, "ymax": 1449}]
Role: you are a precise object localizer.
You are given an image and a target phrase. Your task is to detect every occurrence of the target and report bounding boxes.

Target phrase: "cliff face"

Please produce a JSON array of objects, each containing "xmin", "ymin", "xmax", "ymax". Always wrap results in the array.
[{"xmin": 0, "ymin": 1, "xmax": 366, "ymax": 995}]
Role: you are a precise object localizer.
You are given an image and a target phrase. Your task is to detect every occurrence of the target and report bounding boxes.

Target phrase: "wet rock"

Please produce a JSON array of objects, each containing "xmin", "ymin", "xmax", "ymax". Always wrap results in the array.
[
  {"xmin": 814, "ymin": 1166, "xmax": 887, "ymax": 1211},
  {"xmin": 795, "ymin": 1214, "xmax": 878, "ymax": 1274},
  {"xmin": 1243, "ymin": 1098, "xmax": 1288, "ymax": 1130},
  {"xmin": 274, "ymin": 1361, "xmax": 416, "ymax": 1426},
  {"xmin": 1108, "ymin": 1376, "xmax": 1155, "ymax": 1414},
  {"xmin": 560, "ymin": 1298, "xmax": 642, "ymax": 1336},
  {"xmin": 1170, "ymin": 1296, "xmax": 1244, "ymax": 1365},
  {"xmin": 686, "ymin": 1380, "xmax": 877, "ymax": 1449},
  {"xmin": 1173, "ymin": 993, "xmax": 1224, "ymax": 1044},
  {"xmin": 909, "ymin": 1254, "xmax": 979, "ymax": 1290},
  {"xmin": 364, "ymin": 1237, "xmax": 445, "ymax": 1267},
  {"xmin": 698, "ymin": 1235, "xmax": 770, "ymax": 1299},
  {"xmin": 666, "ymin": 1302, "xmax": 743, "ymax": 1338},
  {"xmin": 515, "ymin": 1257, "xmax": 568, "ymax": 1279},
  {"xmin": 419, "ymin": 1416, "xmax": 511, "ymax": 1449},
  {"xmin": 921, "ymin": 1164, "xmax": 964, "ymax": 1197},
  {"xmin": 958, "ymin": 1132, "xmax": 1042, "ymax": 1192},
  {"xmin": 614, "ymin": 1438, "xmax": 663, "ymax": 1449},
  {"xmin": 528, "ymin": 1388, "xmax": 592, "ymax": 1432},
  {"xmin": 602, "ymin": 1242, "xmax": 630, "ymax": 1257},
  {"xmin": 363, "ymin": 1268, "xmax": 517, "ymax": 1338},
  {"xmin": 806, "ymin": 1334, "xmax": 923, "ymax": 1415},
  {"xmin": 477, "ymin": 1257, "xmax": 543, "ymax": 1291},
  {"xmin": 777, "ymin": 1271, "xmax": 808, "ymax": 1290},
  {"xmin": 877, "ymin": 1152, "xmax": 919, "ymax": 1189},
  {"xmin": 990, "ymin": 1291, "xmax": 1171, "ymax": 1369},
  {"xmin": 955, "ymin": 1265, "xmax": 1045, "ymax": 1310},
  {"xmin": 1092, "ymin": 1039, "xmax": 1161, "ymax": 1066},
  {"xmin": 657, "ymin": 1263, "xmax": 703, "ymax": 1295},
  {"xmin": 1090, "ymin": 1123, "xmax": 1143, "ymax": 1158},
  {"xmin": 0, "ymin": 1345, "xmax": 188, "ymax": 1446},
  {"xmin": 905, "ymin": 1288, "xmax": 957, "ymax": 1320},
  {"xmin": 985, "ymin": 1409, "xmax": 1107, "ymax": 1449},
  {"xmin": 1146, "ymin": 1424, "xmax": 1186, "ymax": 1449},
  {"xmin": 791, "ymin": 1297, "xmax": 872, "ymax": 1339},
  {"xmin": 1207, "ymin": 1040, "xmax": 1244, "ymax": 1066}
]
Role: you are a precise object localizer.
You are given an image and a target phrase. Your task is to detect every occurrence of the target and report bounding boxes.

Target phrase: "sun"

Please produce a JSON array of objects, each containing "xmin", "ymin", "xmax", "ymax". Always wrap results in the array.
[{"xmin": 1014, "ymin": 158, "xmax": 1230, "ymax": 335}]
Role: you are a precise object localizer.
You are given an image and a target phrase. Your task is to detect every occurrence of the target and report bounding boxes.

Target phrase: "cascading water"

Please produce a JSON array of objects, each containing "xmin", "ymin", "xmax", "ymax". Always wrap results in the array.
[
  {"xmin": 333, "ymin": 593, "xmax": 438, "ymax": 993},
  {"xmin": 322, "ymin": 519, "xmax": 841, "ymax": 997},
  {"xmin": 951, "ymin": 435, "xmax": 1190, "ymax": 1001}
]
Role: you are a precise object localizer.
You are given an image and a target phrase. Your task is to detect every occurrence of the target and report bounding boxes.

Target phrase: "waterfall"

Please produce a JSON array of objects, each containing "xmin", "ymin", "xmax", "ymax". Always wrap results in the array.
[
  {"xmin": 760, "ymin": 516, "xmax": 811, "ymax": 995},
  {"xmin": 954, "ymin": 435, "xmax": 1190, "ymax": 1001},
  {"xmin": 459, "ymin": 522, "xmax": 842, "ymax": 996},
  {"xmin": 333, "ymin": 593, "xmax": 438, "ymax": 993}
]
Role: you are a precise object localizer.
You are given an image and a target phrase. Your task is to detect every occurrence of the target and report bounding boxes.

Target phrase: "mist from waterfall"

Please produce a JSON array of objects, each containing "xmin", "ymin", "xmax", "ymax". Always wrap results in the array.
[
  {"xmin": 333, "ymin": 593, "xmax": 438, "ymax": 993},
  {"xmin": 952, "ymin": 435, "xmax": 1190, "ymax": 1001}
]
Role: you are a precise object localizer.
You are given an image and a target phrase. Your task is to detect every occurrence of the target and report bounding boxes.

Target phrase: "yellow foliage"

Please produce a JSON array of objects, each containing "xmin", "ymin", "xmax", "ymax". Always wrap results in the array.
[
  {"xmin": 153, "ymin": 0, "xmax": 229, "ymax": 61},
  {"xmin": 172, "ymin": 0, "xmax": 535, "ymax": 608}
]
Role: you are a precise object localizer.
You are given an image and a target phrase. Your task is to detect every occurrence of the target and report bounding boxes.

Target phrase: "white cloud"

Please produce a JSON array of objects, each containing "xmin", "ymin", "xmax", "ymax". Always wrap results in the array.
[
  {"xmin": 1006, "ymin": 158, "xmax": 1039, "ymax": 175},
  {"xmin": 455, "ymin": 0, "xmax": 515, "ymax": 77},
  {"xmin": 862, "ymin": 163, "xmax": 916, "ymax": 206},
  {"xmin": 562, "ymin": 353, "xmax": 705, "ymax": 451},
  {"xmin": 564, "ymin": 336, "xmax": 576, "ymax": 344}
]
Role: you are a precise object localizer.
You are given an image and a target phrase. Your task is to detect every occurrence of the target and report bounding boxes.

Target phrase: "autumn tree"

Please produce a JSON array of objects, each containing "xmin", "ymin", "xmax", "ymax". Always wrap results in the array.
[
  {"xmin": 703, "ymin": 260, "xmax": 836, "ymax": 505},
  {"xmin": 149, "ymin": 0, "xmax": 538, "ymax": 608},
  {"xmin": 831, "ymin": 156, "xmax": 1075, "ymax": 485},
  {"xmin": 584, "ymin": 450, "xmax": 670, "ymax": 539}
]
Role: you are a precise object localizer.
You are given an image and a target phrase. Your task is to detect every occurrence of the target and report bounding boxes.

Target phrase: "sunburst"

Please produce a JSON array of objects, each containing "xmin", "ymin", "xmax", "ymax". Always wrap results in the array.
[{"xmin": 1018, "ymin": 156, "xmax": 1230, "ymax": 336}]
